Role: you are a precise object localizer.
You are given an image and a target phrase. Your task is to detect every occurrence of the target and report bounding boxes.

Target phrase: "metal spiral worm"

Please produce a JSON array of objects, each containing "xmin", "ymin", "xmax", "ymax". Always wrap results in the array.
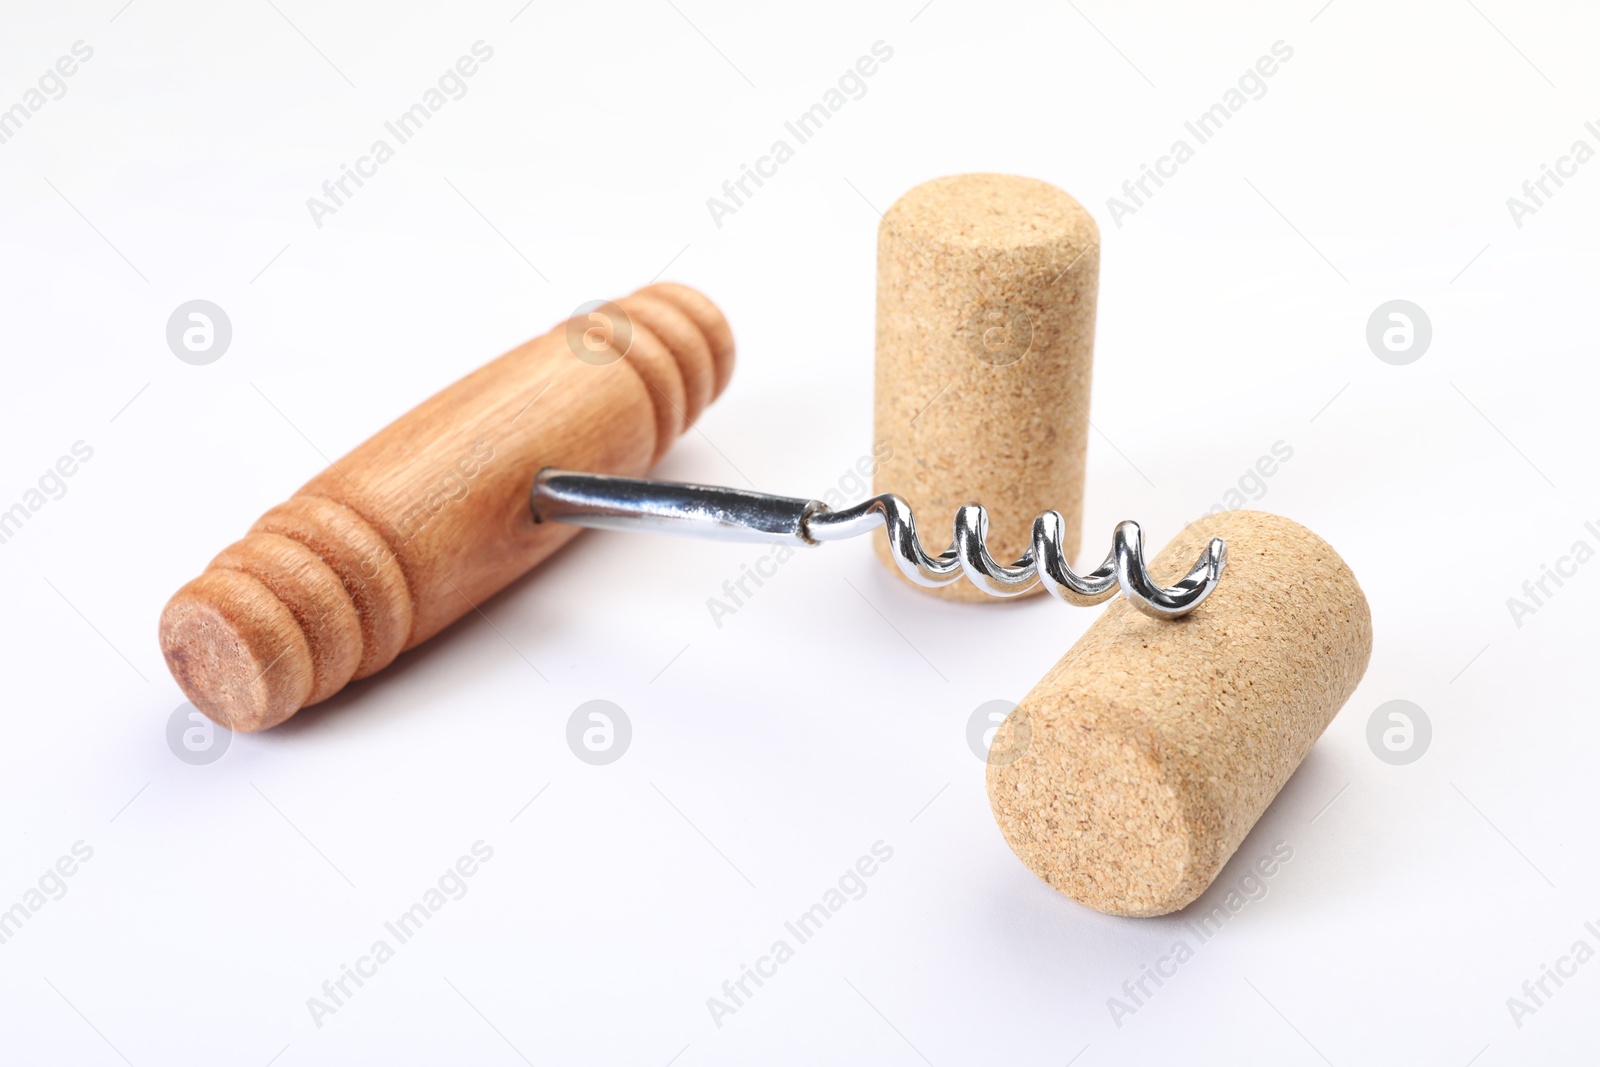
[
  {"xmin": 804, "ymin": 495, "xmax": 1227, "ymax": 619},
  {"xmin": 530, "ymin": 470, "xmax": 1226, "ymax": 619}
]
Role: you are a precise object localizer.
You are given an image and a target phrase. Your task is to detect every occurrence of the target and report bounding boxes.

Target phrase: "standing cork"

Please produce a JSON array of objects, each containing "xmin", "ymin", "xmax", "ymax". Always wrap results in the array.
[
  {"xmin": 986, "ymin": 510, "xmax": 1372, "ymax": 917},
  {"xmin": 873, "ymin": 173, "xmax": 1099, "ymax": 601}
]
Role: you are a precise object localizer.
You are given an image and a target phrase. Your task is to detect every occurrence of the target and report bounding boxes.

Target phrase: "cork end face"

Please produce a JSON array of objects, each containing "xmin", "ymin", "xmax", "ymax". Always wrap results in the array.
[
  {"xmin": 882, "ymin": 172, "xmax": 1100, "ymax": 252},
  {"xmin": 159, "ymin": 570, "xmax": 313, "ymax": 732},
  {"xmin": 987, "ymin": 710, "xmax": 1194, "ymax": 917}
]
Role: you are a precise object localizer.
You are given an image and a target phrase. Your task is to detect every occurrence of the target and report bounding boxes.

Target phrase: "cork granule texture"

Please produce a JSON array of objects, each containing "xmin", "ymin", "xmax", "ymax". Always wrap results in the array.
[
  {"xmin": 873, "ymin": 173, "xmax": 1099, "ymax": 602},
  {"xmin": 986, "ymin": 510, "xmax": 1372, "ymax": 917}
]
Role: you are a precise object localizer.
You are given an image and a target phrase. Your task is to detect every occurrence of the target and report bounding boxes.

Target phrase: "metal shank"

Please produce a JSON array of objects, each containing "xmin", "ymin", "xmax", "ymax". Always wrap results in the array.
[
  {"xmin": 531, "ymin": 469, "xmax": 820, "ymax": 543},
  {"xmin": 530, "ymin": 470, "xmax": 1225, "ymax": 618}
]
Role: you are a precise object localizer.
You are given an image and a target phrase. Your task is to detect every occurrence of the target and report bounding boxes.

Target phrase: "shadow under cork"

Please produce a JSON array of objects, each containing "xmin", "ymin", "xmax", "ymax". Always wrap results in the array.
[
  {"xmin": 1167, "ymin": 743, "xmax": 1362, "ymax": 929},
  {"xmin": 968, "ymin": 741, "xmax": 1361, "ymax": 1047},
  {"xmin": 978, "ymin": 738, "xmax": 1360, "ymax": 935}
]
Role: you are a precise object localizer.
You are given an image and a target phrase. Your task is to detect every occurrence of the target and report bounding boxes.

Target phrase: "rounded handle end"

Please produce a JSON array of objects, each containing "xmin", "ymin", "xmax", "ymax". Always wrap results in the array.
[{"xmin": 159, "ymin": 567, "xmax": 316, "ymax": 732}]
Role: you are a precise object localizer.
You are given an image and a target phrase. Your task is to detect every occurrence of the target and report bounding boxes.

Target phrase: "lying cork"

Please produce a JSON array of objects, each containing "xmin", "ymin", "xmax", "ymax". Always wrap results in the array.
[
  {"xmin": 873, "ymin": 173, "xmax": 1099, "ymax": 601},
  {"xmin": 986, "ymin": 510, "xmax": 1372, "ymax": 917}
]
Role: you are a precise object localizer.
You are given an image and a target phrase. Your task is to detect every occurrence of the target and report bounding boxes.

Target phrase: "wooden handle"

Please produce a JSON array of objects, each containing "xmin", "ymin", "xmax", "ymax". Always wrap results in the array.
[{"xmin": 159, "ymin": 283, "xmax": 734, "ymax": 732}]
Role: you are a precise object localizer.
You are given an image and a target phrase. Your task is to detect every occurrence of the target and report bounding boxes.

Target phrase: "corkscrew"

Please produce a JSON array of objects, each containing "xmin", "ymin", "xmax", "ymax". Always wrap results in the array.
[
  {"xmin": 530, "ymin": 470, "xmax": 1227, "ymax": 619},
  {"xmin": 159, "ymin": 282, "xmax": 1225, "ymax": 735}
]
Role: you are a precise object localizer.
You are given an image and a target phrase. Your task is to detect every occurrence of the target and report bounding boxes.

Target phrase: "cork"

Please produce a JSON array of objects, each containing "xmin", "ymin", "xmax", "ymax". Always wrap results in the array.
[
  {"xmin": 873, "ymin": 174, "xmax": 1099, "ymax": 601},
  {"xmin": 986, "ymin": 510, "xmax": 1372, "ymax": 917}
]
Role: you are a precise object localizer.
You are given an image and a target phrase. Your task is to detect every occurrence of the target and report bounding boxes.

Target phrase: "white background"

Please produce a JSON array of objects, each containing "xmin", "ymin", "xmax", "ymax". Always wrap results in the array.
[{"xmin": 2, "ymin": 0, "xmax": 1597, "ymax": 1063}]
